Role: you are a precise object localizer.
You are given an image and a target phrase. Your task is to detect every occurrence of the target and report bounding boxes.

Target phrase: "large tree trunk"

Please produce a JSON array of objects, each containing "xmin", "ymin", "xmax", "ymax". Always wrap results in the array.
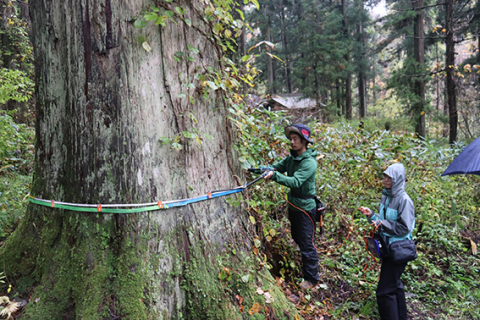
[
  {"xmin": 413, "ymin": 0, "xmax": 426, "ymax": 138},
  {"xmin": 446, "ymin": 0, "xmax": 457, "ymax": 144},
  {"xmin": 1, "ymin": 0, "xmax": 297, "ymax": 319}
]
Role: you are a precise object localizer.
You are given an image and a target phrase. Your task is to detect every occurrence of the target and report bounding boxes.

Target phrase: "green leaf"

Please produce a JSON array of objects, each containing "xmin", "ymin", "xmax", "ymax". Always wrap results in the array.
[
  {"xmin": 178, "ymin": 93, "xmax": 186, "ymax": 98},
  {"xmin": 159, "ymin": 137, "xmax": 171, "ymax": 144},
  {"xmin": 184, "ymin": 18, "xmax": 191, "ymax": 26},
  {"xmin": 188, "ymin": 44, "xmax": 199, "ymax": 54},
  {"xmin": 213, "ymin": 23, "xmax": 223, "ymax": 34},
  {"xmin": 144, "ymin": 13, "xmax": 158, "ymax": 21},
  {"xmin": 242, "ymin": 54, "xmax": 251, "ymax": 62},
  {"xmin": 250, "ymin": 0, "xmax": 260, "ymax": 10},
  {"xmin": 235, "ymin": 9, "xmax": 245, "ymax": 20},
  {"xmin": 249, "ymin": 216, "xmax": 256, "ymax": 225},
  {"xmin": 150, "ymin": 7, "xmax": 160, "ymax": 12},
  {"xmin": 172, "ymin": 142, "xmax": 182, "ymax": 150},
  {"xmin": 165, "ymin": 10, "xmax": 174, "ymax": 18},
  {"xmin": 138, "ymin": 36, "xmax": 146, "ymax": 44},
  {"xmin": 206, "ymin": 81, "xmax": 218, "ymax": 90},
  {"xmin": 134, "ymin": 19, "xmax": 147, "ymax": 28},
  {"xmin": 183, "ymin": 131, "xmax": 195, "ymax": 139},
  {"xmin": 155, "ymin": 16, "xmax": 167, "ymax": 26},
  {"xmin": 175, "ymin": 6, "xmax": 185, "ymax": 15}
]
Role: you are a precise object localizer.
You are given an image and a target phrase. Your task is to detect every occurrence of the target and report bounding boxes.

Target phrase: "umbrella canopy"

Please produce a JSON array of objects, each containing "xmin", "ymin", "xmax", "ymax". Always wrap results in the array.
[{"xmin": 442, "ymin": 136, "xmax": 480, "ymax": 176}]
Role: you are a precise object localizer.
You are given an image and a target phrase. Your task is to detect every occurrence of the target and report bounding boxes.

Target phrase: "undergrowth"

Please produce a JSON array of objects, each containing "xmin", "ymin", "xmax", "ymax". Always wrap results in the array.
[
  {"xmin": 232, "ymin": 107, "xmax": 480, "ymax": 319},
  {"xmin": 0, "ymin": 112, "xmax": 34, "ymax": 239}
]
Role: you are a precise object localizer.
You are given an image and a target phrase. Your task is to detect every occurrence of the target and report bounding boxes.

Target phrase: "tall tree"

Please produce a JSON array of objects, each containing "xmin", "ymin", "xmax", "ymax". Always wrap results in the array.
[
  {"xmin": 354, "ymin": 0, "xmax": 368, "ymax": 118},
  {"xmin": 413, "ymin": 0, "xmax": 426, "ymax": 138},
  {"xmin": 446, "ymin": 0, "xmax": 458, "ymax": 143},
  {"xmin": 1, "ymin": 0, "xmax": 297, "ymax": 318},
  {"xmin": 342, "ymin": 0, "xmax": 353, "ymax": 119}
]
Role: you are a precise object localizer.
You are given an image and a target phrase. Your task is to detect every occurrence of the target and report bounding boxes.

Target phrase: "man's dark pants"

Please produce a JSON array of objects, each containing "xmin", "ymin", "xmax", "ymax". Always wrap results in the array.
[
  {"xmin": 376, "ymin": 258, "xmax": 408, "ymax": 320},
  {"xmin": 288, "ymin": 208, "xmax": 319, "ymax": 283}
]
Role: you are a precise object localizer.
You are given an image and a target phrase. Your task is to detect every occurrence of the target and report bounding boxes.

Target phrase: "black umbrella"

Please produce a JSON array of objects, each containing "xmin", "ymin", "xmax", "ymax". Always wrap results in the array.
[{"xmin": 441, "ymin": 136, "xmax": 480, "ymax": 176}]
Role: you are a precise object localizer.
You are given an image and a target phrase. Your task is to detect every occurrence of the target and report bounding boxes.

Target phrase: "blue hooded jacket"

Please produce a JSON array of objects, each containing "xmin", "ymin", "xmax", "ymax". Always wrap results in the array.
[{"xmin": 368, "ymin": 163, "xmax": 415, "ymax": 244}]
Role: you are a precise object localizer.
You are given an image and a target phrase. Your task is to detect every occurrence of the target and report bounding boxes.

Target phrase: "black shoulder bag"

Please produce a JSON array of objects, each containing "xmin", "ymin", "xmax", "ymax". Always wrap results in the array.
[{"xmin": 389, "ymin": 239, "xmax": 417, "ymax": 264}]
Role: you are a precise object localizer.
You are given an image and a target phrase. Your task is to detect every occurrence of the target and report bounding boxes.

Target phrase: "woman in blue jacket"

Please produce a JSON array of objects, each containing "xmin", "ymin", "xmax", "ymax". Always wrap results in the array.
[{"xmin": 360, "ymin": 163, "xmax": 415, "ymax": 320}]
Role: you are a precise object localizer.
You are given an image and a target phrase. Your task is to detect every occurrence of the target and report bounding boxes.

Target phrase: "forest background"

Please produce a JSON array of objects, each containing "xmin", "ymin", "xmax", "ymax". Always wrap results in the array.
[{"xmin": 0, "ymin": 0, "xmax": 479, "ymax": 319}]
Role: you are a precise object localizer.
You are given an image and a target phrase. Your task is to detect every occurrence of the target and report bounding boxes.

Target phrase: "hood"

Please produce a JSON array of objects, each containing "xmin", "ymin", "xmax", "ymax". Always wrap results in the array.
[
  {"xmin": 290, "ymin": 148, "xmax": 318, "ymax": 159},
  {"xmin": 383, "ymin": 163, "xmax": 406, "ymax": 197}
]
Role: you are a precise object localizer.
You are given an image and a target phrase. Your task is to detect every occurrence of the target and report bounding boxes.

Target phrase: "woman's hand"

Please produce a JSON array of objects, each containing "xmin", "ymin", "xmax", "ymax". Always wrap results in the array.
[
  {"xmin": 371, "ymin": 220, "xmax": 382, "ymax": 227},
  {"xmin": 359, "ymin": 206, "xmax": 372, "ymax": 216}
]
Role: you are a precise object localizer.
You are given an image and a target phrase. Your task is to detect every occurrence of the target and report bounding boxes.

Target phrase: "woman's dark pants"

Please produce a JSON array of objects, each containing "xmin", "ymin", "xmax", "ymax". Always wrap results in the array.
[
  {"xmin": 376, "ymin": 258, "xmax": 408, "ymax": 320},
  {"xmin": 288, "ymin": 208, "xmax": 319, "ymax": 283}
]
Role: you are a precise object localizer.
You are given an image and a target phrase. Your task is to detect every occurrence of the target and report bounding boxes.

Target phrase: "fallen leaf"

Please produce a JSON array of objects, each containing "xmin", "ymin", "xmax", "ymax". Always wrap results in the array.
[
  {"xmin": 249, "ymin": 302, "xmax": 261, "ymax": 315},
  {"xmin": 294, "ymin": 315, "xmax": 301, "ymax": 320},
  {"xmin": 470, "ymin": 238, "xmax": 477, "ymax": 255},
  {"xmin": 256, "ymin": 287, "xmax": 264, "ymax": 295},
  {"xmin": 239, "ymin": 305, "xmax": 245, "ymax": 313},
  {"xmin": 288, "ymin": 294, "xmax": 299, "ymax": 304},
  {"xmin": 222, "ymin": 266, "xmax": 230, "ymax": 276},
  {"xmin": 34, "ymin": 297, "xmax": 40, "ymax": 303}
]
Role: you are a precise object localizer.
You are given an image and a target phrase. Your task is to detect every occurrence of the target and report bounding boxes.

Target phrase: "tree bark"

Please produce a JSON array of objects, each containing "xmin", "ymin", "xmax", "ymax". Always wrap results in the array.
[
  {"xmin": 342, "ymin": 0, "xmax": 352, "ymax": 120},
  {"xmin": 446, "ymin": 0, "xmax": 457, "ymax": 143},
  {"xmin": 355, "ymin": 0, "xmax": 367, "ymax": 118},
  {"xmin": 266, "ymin": 26, "xmax": 274, "ymax": 94},
  {"xmin": 281, "ymin": 8, "xmax": 292, "ymax": 93},
  {"xmin": 413, "ymin": 0, "xmax": 426, "ymax": 138},
  {"xmin": 1, "ymin": 0, "xmax": 298, "ymax": 319}
]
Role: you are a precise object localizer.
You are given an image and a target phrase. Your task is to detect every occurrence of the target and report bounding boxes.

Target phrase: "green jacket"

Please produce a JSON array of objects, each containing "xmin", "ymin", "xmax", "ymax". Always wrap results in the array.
[{"xmin": 271, "ymin": 148, "xmax": 318, "ymax": 211}]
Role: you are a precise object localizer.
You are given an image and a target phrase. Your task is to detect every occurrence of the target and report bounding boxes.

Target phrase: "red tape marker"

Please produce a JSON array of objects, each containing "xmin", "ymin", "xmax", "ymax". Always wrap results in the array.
[{"xmin": 97, "ymin": 204, "xmax": 102, "ymax": 212}]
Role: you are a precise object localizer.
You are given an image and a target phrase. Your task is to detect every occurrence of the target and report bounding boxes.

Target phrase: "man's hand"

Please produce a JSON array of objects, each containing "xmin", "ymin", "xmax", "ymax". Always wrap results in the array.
[
  {"xmin": 359, "ymin": 206, "xmax": 372, "ymax": 216},
  {"xmin": 263, "ymin": 171, "xmax": 274, "ymax": 180}
]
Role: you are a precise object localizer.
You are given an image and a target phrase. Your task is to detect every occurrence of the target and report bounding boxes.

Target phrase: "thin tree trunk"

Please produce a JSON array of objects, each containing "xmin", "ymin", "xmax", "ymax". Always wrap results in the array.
[
  {"xmin": 281, "ymin": 9, "xmax": 292, "ymax": 93},
  {"xmin": 413, "ymin": 0, "xmax": 426, "ymax": 138},
  {"xmin": 266, "ymin": 25, "xmax": 274, "ymax": 94},
  {"xmin": 356, "ymin": 0, "xmax": 367, "ymax": 118},
  {"xmin": 342, "ymin": 0, "xmax": 352, "ymax": 120},
  {"xmin": 1, "ymin": 0, "xmax": 298, "ymax": 319},
  {"xmin": 446, "ymin": 0, "xmax": 457, "ymax": 143},
  {"xmin": 336, "ymin": 78, "xmax": 341, "ymax": 116}
]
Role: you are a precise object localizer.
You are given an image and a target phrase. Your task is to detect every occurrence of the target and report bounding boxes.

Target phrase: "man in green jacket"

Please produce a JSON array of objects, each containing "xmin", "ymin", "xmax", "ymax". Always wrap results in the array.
[{"xmin": 263, "ymin": 124, "xmax": 319, "ymax": 289}]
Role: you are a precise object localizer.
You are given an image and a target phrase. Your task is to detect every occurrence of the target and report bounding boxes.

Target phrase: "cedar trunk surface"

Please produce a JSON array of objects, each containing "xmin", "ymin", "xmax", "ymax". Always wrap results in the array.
[
  {"xmin": 446, "ymin": 0, "xmax": 457, "ymax": 144},
  {"xmin": 413, "ymin": 0, "xmax": 426, "ymax": 139},
  {"xmin": 1, "ymin": 0, "xmax": 298, "ymax": 319}
]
